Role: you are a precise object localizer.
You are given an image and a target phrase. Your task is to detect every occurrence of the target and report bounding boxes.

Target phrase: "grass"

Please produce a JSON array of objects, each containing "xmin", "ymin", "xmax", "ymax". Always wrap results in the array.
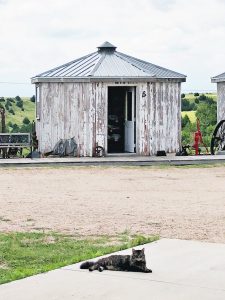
[
  {"xmin": 184, "ymin": 93, "xmax": 217, "ymax": 102},
  {"xmin": 1, "ymin": 97, "xmax": 35, "ymax": 128},
  {"xmin": 0, "ymin": 232, "xmax": 158, "ymax": 285},
  {"xmin": 181, "ymin": 93, "xmax": 217, "ymax": 124},
  {"xmin": 181, "ymin": 110, "xmax": 197, "ymax": 123}
]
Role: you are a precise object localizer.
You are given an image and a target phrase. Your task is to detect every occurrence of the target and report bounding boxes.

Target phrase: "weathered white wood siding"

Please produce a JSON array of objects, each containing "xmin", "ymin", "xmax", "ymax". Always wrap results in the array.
[
  {"xmin": 217, "ymin": 82, "xmax": 225, "ymax": 122},
  {"xmin": 37, "ymin": 80, "xmax": 181, "ymax": 156},
  {"xmin": 136, "ymin": 81, "xmax": 181, "ymax": 155}
]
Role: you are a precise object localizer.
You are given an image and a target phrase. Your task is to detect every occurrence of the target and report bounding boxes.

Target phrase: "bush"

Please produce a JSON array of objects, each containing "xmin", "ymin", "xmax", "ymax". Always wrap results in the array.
[
  {"xmin": 181, "ymin": 93, "xmax": 185, "ymax": 99},
  {"xmin": 12, "ymin": 124, "xmax": 19, "ymax": 132},
  {"xmin": 5, "ymin": 99, "xmax": 12, "ymax": 107},
  {"xmin": 0, "ymin": 97, "xmax": 5, "ymax": 102},
  {"xmin": 20, "ymin": 123, "xmax": 32, "ymax": 133},
  {"xmin": 23, "ymin": 117, "xmax": 30, "ymax": 125},
  {"xmin": 196, "ymin": 102, "xmax": 217, "ymax": 129},
  {"xmin": 30, "ymin": 95, "xmax": 35, "ymax": 102},
  {"xmin": 181, "ymin": 99, "xmax": 197, "ymax": 111},
  {"xmin": 194, "ymin": 98, "xmax": 199, "ymax": 104},
  {"xmin": 198, "ymin": 94, "xmax": 207, "ymax": 101},
  {"xmin": 6, "ymin": 97, "xmax": 15, "ymax": 103},
  {"xmin": 194, "ymin": 93, "xmax": 199, "ymax": 97},
  {"xmin": 182, "ymin": 115, "xmax": 190, "ymax": 128},
  {"xmin": 182, "ymin": 127, "xmax": 192, "ymax": 145},
  {"xmin": 9, "ymin": 108, "xmax": 15, "ymax": 115},
  {"xmin": 16, "ymin": 100, "xmax": 23, "ymax": 108},
  {"xmin": 15, "ymin": 96, "xmax": 22, "ymax": 102},
  {"xmin": 205, "ymin": 97, "xmax": 214, "ymax": 105}
]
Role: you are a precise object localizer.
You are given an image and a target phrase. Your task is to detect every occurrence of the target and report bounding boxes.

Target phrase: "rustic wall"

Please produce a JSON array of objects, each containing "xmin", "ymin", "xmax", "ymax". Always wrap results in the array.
[
  {"xmin": 36, "ymin": 82, "xmax": 108, "ymax": 156},
  {"xmin": 217, "ymin": 82, "xmax": 225, "ymax": 122},
  {"xmin": 36, "ymin": 80, "xmax": 181, "ymax": 156},
  {"xmin": 136, "ymin": 81, "xmax": 181, "ymax": 155}
]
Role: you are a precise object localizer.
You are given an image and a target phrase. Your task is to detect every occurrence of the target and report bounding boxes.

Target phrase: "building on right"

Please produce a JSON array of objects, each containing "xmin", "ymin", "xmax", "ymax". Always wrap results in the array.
[{"xmin": 211, "ymin": 72, "xmax": 225, "ymax": 122}]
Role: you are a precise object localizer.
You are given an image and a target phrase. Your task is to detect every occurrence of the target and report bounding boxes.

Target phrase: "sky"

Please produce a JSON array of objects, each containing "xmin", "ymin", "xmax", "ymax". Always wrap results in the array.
[{"xmin": 0, "ymin": 0, "xmax": 225, "ymax": 96}]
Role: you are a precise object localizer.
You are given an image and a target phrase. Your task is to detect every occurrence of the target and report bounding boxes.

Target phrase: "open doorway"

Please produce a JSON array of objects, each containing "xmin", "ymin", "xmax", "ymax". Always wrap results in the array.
[{"xmin": 108, "ymin": 86, "xmax": 136, "ymax": 153}]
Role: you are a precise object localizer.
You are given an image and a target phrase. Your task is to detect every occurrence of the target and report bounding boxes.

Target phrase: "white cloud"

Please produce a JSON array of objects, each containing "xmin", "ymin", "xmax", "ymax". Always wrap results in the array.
[{"xmin": 0, "ymin": 0, "xmax": 224, "ymax": 95}]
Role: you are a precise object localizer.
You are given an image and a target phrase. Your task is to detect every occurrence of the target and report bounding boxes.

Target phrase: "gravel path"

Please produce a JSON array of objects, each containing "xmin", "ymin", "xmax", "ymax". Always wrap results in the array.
[{"xmin": 0, "ymin": 166, "xmax": 225, "ymax": 243}]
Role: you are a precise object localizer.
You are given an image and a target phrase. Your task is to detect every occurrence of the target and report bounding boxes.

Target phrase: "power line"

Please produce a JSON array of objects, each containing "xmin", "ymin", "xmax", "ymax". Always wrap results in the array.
[{"xmin": 0, "ymin": 81, "xmax": 31, "ymax": 85}]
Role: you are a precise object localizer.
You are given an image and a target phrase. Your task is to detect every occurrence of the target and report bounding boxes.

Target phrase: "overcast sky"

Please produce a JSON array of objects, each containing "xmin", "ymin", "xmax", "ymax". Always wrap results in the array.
[{"xmin": 0, "ymin": 0, "xmax": 225, "ymax": 96}]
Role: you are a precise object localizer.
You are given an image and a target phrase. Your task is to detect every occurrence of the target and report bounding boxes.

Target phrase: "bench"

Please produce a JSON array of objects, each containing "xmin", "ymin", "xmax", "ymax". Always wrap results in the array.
[{"xmin": 0, "ymin": 133, "xmax": 31, "ymax": 158}]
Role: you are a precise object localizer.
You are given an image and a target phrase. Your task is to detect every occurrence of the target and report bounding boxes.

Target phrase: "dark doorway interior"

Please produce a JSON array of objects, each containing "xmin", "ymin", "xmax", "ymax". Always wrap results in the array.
[{"xmin": 108, "ymin": 87, "xmax": 126, "ymax": 153}]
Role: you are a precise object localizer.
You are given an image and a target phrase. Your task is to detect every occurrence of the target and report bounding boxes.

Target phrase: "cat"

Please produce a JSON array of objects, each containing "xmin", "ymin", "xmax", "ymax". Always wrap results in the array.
[{"xmin": 80, "ymin": 248, "xmax": 152, "ymax": 273}]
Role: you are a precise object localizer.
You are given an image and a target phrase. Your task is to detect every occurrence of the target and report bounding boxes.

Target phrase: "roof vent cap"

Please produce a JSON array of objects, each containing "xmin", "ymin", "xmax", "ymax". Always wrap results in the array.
[{"xmin": 97, "ymin": 41, "xmax": 117, "ymax": 53}]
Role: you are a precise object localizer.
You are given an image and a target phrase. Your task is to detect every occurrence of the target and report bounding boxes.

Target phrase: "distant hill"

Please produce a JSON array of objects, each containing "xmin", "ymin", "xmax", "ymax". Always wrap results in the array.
[{"xmin": 0, "ymin": 96, "xmax": 35, "ymax": 133}]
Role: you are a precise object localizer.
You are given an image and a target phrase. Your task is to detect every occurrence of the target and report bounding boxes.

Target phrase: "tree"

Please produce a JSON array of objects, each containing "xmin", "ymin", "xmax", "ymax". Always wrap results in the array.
[
  {"xmin": 16, "ymin": 100, "xmax": 23, "ymax": 109},
  {"xmin": 23, "ymin": 117, "xmax": 30, "ymax": 125},
  {"xmin": 12, "ymin": 124, "xmax": 19, "ymax": 132},
  {"xmin": 196, "ymin": 102, "xmax": 217, "ymax": 126},
  {"xmin": 30, "ymin": 95, "xmax": 35, "ymax": 102},
  {"xmin": 195, "ymin": 102, "xmax": 217, "ymax": 141},
  {"xmin": 15, "ymin": 96, "xmax": 22, "ymax": 102},
  {"xmin": 195, "ymin": 98, "xmax": 199, "ymax": 104},
  {"xmin": 198, "ymin": 94, "xmax": 207, "ymax": 101},
  {"xmin": 20, "ymin": 123, "xmax": 32, "ymax": 133},
  {"xmin": 194, "ymin": 93, "xmax": 199, "ymax": 97},
  {"xmin": 6, "ymin": 97, "xmax": 15, "ymax": 103},
  {"xmin": 205, "ymin": 97, "xmax": 214, "ymax": 105},
  {"xmin": 9, "ymin": 108, "xmax": 15, "ymax": 115},
  {"xmin": 181, "ymin": 115, "xmax": 190, "ymax": 128},
  {"xmin": 181, "ymin": 99, "xmax": 197, "ymax": 111},
  {"xmin": 181, "ymin": 93, "xmax": 185, "ymax": 99},
  {"xmin": 6, "ymin": 99, "xmax": 12, "ymax": 107}
]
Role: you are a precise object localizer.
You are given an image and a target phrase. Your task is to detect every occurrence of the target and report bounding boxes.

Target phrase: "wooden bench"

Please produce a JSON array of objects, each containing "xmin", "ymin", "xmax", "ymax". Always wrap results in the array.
[{"xmin": 0, "ymin": 133, "xmax": 31, "ymax": 158}]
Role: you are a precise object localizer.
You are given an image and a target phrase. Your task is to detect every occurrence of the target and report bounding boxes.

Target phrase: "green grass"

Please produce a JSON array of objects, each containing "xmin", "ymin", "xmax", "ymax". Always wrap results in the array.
[
  {"xmin": 0, "ymin": 232, "xmax": 158, "ymax": 285},
  {"xmin": 181, "ymin": 111, "xmax": 197, "ymax": 123},
  {"xmin": 181, "ymin": 93, "xmax": 217, "ymax": 124},
  {"xmin": 184, "ymin": 93, "xmax": 217, "ymax": 102},
  {"xmin": 5, "ymin": 98, "xmax": 35, "ymax": 127}
]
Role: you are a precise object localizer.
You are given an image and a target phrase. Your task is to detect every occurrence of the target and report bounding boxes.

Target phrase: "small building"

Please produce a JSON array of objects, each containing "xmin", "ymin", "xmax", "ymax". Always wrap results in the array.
[
  {"xmin": 32, "ymin": 42, "xmax": 186, "ymax": 156},
  {"xmin": 211, "ymin": 72, "xmax": 225, "ymax": 122}
]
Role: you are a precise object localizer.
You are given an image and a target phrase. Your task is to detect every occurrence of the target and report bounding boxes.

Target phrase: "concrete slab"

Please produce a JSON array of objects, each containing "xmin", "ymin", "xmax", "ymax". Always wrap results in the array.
[
  {"xmin": 1, "ymin": 154, "xmax": 225, "ymax": 167},
  {"xmin": 0, "ymin": 239, "xmax": 225, "ymax": 299}
]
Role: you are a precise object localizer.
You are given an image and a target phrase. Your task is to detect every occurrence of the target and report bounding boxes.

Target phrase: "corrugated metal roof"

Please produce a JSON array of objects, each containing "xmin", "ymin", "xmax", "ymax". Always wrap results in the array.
[
  {"xmin": 94, "ymin": 53, "xmax": 150, "ymax": 77},
  {"xmin": 33, "ymin": 42, "xmax": 186, "ymax": 81},
  {"xmin": 211, "ymin": 72, "xmax": 225, "ymax": 83}
]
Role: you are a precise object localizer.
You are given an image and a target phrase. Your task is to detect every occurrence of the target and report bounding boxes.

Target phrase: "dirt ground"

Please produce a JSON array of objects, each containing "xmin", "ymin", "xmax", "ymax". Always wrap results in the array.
[{"xmin": 0, "ymin": 165, "xmax": 225, "ymax": 243}]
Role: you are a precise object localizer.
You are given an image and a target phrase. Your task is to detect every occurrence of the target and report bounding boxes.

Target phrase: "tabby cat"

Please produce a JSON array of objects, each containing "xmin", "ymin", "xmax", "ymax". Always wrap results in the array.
[{"xmin": 80, "ymin": 248, "xmax": 152, "ymax": 273}]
